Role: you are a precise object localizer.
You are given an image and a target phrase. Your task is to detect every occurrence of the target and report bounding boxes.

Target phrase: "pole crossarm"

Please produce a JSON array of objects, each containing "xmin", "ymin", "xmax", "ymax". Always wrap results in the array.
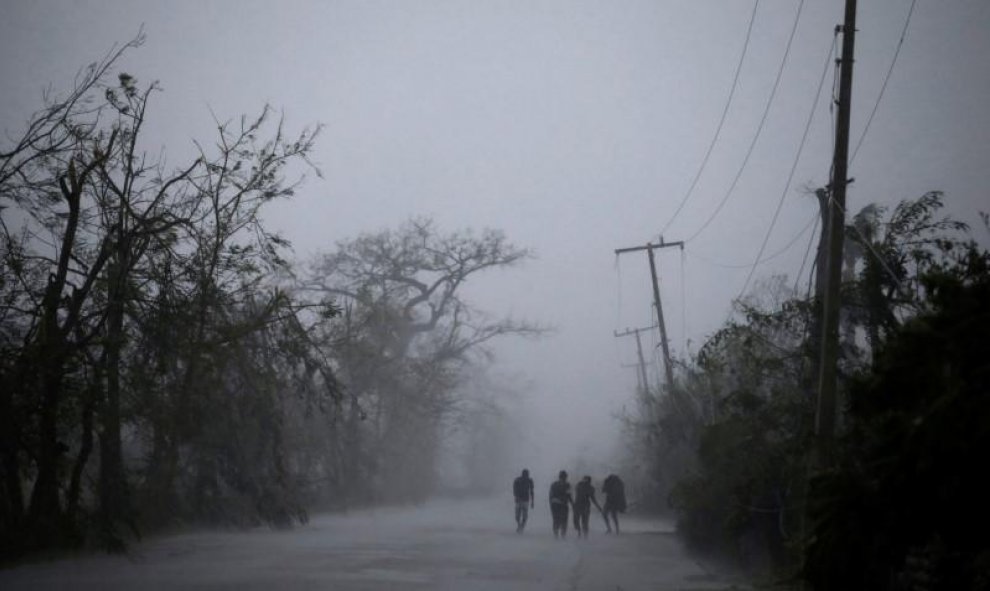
[
  {"xmin": 613, "ymin": 326, "xmax": 656, "ymax": 338},
  {"xmin": 614, "ymin": 239, "xmax": 684, "ymax": 256}
]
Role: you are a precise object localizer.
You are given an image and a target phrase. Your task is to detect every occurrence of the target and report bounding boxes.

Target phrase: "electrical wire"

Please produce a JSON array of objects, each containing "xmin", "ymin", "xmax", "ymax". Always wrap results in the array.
[
  {"xmin": 828, "ymin": 195, "xmax": 908, "ymax": 295},
  {"xmin": 828, "ymin": 33, "xmax": 839, "ymax": 182},
  {"xmin": 661, "ymin": 0, "xmax": 761, "ymax": 235},
  {"xmin": 614, "ymin": 254, "xmax": 624, "ymax": 331},
  {"xmin": 692, "ymin": 211, "xmax": 819, "ymax": 269},
  {"xmin": 684, "ymin": 0, "xmax": 806, "ymax": 244},
  {"xmin": 795, "ymin": 3, "xmax": 916, "ymax": 329},
  {"xmin": 793, "ymin": 213, "xmax": 820, "ymax": 295},
  {"xmin": 680, "ymin": 247, "xmax": 687, "ymax": 355},
  {"xmin": 738, "ymin": 37, "xmax": 836, "ymax": 299},
  {"xmin": 649, "ymin": 304, "xmax": 662, "ymax": 387},
  {"xmin": 851, "ymin": 0, "xmax": 918, "ymax": 164}
]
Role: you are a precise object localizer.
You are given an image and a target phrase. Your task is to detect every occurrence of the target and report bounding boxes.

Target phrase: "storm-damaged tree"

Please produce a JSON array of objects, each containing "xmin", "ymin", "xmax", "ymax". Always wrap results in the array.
[
  {"xmin": 625, "ymin": 194, "xmax": 978, "ymax": 575},
  {"xmin": 803, "ymin": 237, "xmax": 990, "ymax": 590},
  {"xmin": 841, "ymin": 191, "xmax": 969, "ymax": 356},
  {"xmin": 118, "ymin": 104, "xmax": 328, "ymax": 530},
  {"xmin": 0, "ymin": 36, "xmax": 333, "ymax": 554},
  {"xmin": 0, "ymin": 36, "xmax": 147, "ymax": 551},
  {"xmin": 668, "ymin": 277, "xmax": 815, "ymax": 568},
  {"xmin": 301, "ymin": 219, "xmax": 543, "ymax": 504}
]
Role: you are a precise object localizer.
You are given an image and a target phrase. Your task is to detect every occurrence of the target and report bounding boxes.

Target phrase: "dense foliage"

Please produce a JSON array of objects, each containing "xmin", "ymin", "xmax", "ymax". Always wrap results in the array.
[
  {"xmin": 804, "ymin": 245, "xmax": 990, "ymax": 589},
  {"xmin": 621, "ymin": 192, "xmax": 989, "ymax": 588}
]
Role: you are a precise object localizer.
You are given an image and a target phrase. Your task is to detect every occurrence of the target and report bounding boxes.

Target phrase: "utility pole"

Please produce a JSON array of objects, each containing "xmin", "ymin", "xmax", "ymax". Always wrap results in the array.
[
  {"xmin": 816, "ymin": 0, "xmax": 857, "ymax": 469},
  {"xmin": 621, "ymin": 363, "xmax": 645, "ymax": 391},
  {"xmin": 614, "ymin": 326, "xmax": 655, "ymax": 394},
  {"xmin": 615, "ymin": 239, "xmax": 684, "ymax": 392}
]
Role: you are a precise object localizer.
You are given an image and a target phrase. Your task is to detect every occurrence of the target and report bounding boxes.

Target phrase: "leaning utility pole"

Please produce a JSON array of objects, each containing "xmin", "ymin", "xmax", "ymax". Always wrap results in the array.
[
  {"xmin": 621, "ymin": 363, "xmax": 645, "ymax": 391},
  {"xmin": 614, "ymin": 326, "xmax": 655, "ymax": 394},
  {"xmin": 615, "ymin": 239, "xmax": 684, "ymax": 392},
  {"xmin": 815, "ymin": 0, "xmax": 857, "ymax": 469}
]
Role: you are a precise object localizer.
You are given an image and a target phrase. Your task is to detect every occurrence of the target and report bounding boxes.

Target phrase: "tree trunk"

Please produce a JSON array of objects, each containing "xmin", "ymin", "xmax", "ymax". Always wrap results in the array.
[
  {"xmin": 0, "ymin": 370, "xmax": 25, "ymax": 548},
  {"xmin": 27, "ymin": 167, "xmax": 87, "ymax": 546},
  {"xmin": 67, "ymin": 369, "xmax": 99, "ymax": 526},
  {"xmin": 28, "ymin": 346, "xmax": 67, "ymax": 545},
  {"xmin": 99, "ymin": 254, "xmax": 129, "ymax": 550}
]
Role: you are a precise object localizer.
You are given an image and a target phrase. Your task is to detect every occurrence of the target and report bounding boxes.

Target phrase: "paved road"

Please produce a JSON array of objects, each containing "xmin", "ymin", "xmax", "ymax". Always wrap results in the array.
[{"xmin": 0, "ymin": 497, "xmax": 750, "ymax": 590}]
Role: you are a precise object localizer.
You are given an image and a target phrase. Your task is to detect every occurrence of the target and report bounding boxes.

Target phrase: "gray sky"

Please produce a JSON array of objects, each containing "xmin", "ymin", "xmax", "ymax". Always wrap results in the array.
[{"xmin": 3, "ymin": 0, "xmax": 988, "ymax": 475}]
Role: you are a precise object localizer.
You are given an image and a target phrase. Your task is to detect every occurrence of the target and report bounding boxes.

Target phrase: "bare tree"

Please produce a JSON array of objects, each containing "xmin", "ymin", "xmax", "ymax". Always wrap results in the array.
[{"xmin": 301, "ymin": 219, "xmax": 545, "ymax": 502}]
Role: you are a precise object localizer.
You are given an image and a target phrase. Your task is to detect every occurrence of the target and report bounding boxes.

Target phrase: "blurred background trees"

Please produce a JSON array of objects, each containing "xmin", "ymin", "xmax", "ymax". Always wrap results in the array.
[{"xmin": 299, "ymin": 219, "xmax": 543, "ymax": 505}]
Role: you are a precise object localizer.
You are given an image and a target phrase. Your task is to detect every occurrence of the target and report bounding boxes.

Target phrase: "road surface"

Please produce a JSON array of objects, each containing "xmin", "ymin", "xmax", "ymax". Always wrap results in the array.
[{"xmin": 1, "ymin": 497, "xmax": 751, "ymax": 590}]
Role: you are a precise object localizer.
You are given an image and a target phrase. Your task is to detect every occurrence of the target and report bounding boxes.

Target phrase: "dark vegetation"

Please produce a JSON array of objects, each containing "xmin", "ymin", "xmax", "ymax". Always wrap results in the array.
[
  {"xmin": 621, "ymin": 192, "xmax": 990, "ymax": 588},
  {"xmin": 0, "ymin": 37, "xmax": 539, "ymax": 559}
]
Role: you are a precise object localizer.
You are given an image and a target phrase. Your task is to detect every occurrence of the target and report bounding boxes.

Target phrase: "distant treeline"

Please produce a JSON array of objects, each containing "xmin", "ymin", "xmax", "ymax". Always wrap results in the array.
[{"xmin": 0, "ymin": 37, "xmax": 538, "ymax": 558}]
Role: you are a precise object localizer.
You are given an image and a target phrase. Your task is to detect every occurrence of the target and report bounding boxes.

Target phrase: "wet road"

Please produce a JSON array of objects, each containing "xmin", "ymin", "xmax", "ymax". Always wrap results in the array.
[{"xmin": 0, "ymin": 497, "xmax": 750, "ymax": 590}]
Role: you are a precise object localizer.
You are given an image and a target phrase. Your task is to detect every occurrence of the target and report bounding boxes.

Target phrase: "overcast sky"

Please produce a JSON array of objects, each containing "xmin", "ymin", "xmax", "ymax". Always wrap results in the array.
[{"xmin": 3, "ymin": 0, "xmax": 988, "ymax": 477}]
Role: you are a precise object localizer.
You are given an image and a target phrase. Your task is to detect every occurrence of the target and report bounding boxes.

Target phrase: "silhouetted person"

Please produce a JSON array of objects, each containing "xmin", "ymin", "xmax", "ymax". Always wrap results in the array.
[
  {"xmin": 548, "ymin": 470, "xmax": 573, "ymax": 538},
  {"xmin": 572, "ymin": 475, "xmax": 602, "ymax": 538},
  {"xmin": 512, "ymin": 468, "xmax": 535, "ymax": 533},
  {"xmin": 601, "ymin": 473, "xmax": 626, "ymax": 533}
]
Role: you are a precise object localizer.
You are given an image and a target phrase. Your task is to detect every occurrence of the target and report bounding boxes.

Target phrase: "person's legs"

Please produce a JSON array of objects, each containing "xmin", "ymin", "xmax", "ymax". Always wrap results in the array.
[
  {"xmin": 604, "ymin": 507, "xmax": 617, "ymax": 533},
  {"xmin": 551, "ymin": 504, "xmax": 563, "ymax": 537}
]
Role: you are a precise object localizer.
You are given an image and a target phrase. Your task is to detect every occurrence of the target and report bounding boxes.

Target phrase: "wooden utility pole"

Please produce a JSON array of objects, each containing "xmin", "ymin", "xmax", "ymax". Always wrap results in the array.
[
  {"xmin": 614, "ymin": 326, "xmax": 655, "ymax": 393},
  {"xmin": 621, "ymin": 363, "xmax": 645, "ymax": 391},
  {"xmin": 615, "ymin": 239, "xmax": 684, "ymax": 392},
  {"xmin": 815, "ymin": 0, "xmax": 857, "ymax": 468}
]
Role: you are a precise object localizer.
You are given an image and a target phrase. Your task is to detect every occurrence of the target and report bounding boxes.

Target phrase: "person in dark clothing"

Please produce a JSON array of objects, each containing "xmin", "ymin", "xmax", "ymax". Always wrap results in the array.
[
  {"xmin": 601, "ymin": 473, "xmax": 626, "ymax": 533},
  {"xmin": 512, "ymin": 468, "xmax": 535, "ymax": 533},
  {"xmin": 572, "ymin": 475, "xmax": 602, "ymax": 538},
  {"xmin": 548, "ymin": 470, "xmax": 574, "ymax": 538}
]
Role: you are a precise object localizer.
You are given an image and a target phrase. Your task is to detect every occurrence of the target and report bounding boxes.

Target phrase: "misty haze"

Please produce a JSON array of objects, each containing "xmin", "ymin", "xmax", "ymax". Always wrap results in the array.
[{"xmin": 1, "ymin": 1, "xmax": 988, "ymax": 589}]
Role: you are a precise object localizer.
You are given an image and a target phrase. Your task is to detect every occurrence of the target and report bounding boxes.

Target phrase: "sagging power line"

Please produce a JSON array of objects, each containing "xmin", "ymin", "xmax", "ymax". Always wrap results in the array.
[{"xmin": 614, "ymin": 326, "xmax": 657, "ymax": 394}]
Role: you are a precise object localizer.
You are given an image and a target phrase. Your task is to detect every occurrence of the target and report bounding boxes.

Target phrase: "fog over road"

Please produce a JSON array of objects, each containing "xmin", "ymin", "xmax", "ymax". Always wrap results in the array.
[{"xmin": 1, "ymin": 497, "xmax": 748, "ymax": 590}]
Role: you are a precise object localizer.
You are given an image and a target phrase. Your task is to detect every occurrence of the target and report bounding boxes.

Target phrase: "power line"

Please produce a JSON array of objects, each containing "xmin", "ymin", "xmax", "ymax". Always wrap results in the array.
[
  {"xmin": 828, "ymin": 33, "xmax": 840, "ymax": 180},
  {"xmin": 793, "ymin": 213, "xmax": 820, "ymax": 295},
  {"xmin": 691, "ymin": 211, "xmax": 818, "ymax": 269},
  {"xmin": 828, "ymin": 194, "xmax": 908, "ymax": 296},
  {"xmin": 613, "ymin": 254, "xmax": 624, "ymax": 330},
  {"xmin": 738, "ymin": 37, "xmax": 837, "ymax": 299},
  {"xmin": 661, "ymin": 1, "xmax": 761, "ymax": 235},
  {"xmin": 679, "ymin": 247, "xmax": 687, "ymax": 354},
  {"xmin": 684, "ymin": 0, "xmax": 806, "ymax": 244},
  {"xmin": 851, "ymin": 0, "xmax": 918, "ymax": 163}
]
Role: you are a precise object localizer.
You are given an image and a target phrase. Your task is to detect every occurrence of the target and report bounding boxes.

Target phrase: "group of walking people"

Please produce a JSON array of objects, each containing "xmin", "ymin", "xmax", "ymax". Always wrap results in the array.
[{"xmin": 512, "ymin": 469, "xmax": 626, "ymax": 538}]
